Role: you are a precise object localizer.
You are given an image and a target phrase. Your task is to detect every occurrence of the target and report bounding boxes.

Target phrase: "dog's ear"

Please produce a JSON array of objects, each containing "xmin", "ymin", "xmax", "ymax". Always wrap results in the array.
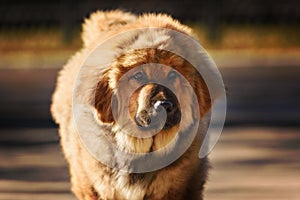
[
  {"xmin": 94, "ymin": 74, "xmax": 114, "ymax": 123},
  {"xmin": 194, "ymin": 74, "xmax": 212, "ymax": 119}
]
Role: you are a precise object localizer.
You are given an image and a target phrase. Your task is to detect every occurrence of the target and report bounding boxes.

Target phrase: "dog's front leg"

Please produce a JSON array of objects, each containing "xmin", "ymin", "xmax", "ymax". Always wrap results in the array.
[{"xmin": 70, "ymin": 167, "xmax": 99, "ymax": 200}]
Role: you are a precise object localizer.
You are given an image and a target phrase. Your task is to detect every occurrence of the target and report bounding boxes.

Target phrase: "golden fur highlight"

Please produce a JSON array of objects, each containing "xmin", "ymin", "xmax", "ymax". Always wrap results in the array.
[{"xmin": 51, "ymin": 10, "xmax": 211, "ymax": 200}]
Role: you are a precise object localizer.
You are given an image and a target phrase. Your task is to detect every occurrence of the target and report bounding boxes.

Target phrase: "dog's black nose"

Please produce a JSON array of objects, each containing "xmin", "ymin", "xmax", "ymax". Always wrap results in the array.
[{"xmin": 154, "ymin": 100, "xmax": 174, "ymax": 113}]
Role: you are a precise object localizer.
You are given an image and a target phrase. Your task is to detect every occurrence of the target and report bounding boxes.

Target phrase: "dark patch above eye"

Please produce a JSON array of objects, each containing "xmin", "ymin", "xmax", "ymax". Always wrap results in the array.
[
  {"xmin": 132, "ymin": 71, "xmax": 146, "ymax": 82},
  {"xmin": 167, "ymin": 71, "xmax": 178, "ymax": 80}
]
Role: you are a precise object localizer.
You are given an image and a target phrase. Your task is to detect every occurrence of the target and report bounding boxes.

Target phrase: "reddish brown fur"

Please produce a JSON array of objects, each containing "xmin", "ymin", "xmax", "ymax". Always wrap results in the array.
[
  {"xmin": 95, "ymin": 49, "xmax": 211, "ymax": 122},
  {"xmin": 51, "ymin": 10, "xmax": 212, "ymax": 200},
  {"xmin": 95, "ymin": 72, "xmax": 114, "ymax": 123}
]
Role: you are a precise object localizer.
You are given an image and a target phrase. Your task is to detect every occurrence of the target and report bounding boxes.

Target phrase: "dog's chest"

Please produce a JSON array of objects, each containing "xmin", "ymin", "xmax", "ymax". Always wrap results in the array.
[{"xmin": 113, "ymin": 169, "xmax": 183, "ymax": 200}]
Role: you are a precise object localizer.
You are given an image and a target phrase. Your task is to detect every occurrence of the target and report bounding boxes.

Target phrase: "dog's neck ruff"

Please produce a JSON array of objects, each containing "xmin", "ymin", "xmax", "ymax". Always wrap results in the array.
[{"xmin": 73, "ymin": 104, "xmax": 200, "ymax": 173}]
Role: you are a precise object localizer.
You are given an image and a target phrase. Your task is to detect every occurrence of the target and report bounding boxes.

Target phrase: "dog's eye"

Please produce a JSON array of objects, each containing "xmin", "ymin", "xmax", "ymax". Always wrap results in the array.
[
  {"xmin": 132, "ymin": 72, "xmax": 146, "ymax": 82},
  {"xmin": 168, "ymin": 71, "xmax": 178, "ymax": 80}
]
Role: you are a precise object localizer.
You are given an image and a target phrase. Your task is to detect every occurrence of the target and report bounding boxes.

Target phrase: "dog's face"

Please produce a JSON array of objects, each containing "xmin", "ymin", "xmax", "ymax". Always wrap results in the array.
[{"xmin": 95, "ymin": 49, "xmax": 211, "ymax": 153}]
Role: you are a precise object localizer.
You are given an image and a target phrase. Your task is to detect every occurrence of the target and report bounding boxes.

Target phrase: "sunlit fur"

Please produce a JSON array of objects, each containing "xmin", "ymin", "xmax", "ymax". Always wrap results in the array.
[{"xmin": 51, "ymin": 10, "xmax": 211, "ymax": 200}]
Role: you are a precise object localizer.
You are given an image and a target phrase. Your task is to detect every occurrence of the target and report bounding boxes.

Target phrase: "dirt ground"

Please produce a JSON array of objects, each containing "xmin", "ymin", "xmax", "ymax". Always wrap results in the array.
[
  {"xmin": 0, "ymin": 127, "xmax": 299, "ymax": 200},
  {"xmin": 206, "ymin": 127, "xmax": 300, "ymax": 200}
]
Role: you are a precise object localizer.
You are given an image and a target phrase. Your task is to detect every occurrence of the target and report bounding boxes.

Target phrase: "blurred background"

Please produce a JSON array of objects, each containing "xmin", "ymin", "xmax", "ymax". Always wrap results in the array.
[{"xmin": 0, "ymin": 0, "xmax": 299, "ymax": 199}]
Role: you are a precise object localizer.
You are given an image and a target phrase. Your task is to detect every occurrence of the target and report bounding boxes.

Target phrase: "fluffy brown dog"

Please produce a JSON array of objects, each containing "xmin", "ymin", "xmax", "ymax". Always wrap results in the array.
[{"xmin": 51, "ymin": 10, "xmax": 212, "ymax": 200}]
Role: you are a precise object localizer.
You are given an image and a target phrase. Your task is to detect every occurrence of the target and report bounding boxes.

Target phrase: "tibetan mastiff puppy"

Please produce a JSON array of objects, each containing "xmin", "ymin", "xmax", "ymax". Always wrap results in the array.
[{"xmin": 51, "ymin": 10, "xmax": 212, "ymax": 200}]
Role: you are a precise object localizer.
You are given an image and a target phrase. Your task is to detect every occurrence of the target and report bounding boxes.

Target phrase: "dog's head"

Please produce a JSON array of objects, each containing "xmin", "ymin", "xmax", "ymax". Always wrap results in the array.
[{"xmin": 94, "ymin": 49, "xmax": 211, "ymax": 153}]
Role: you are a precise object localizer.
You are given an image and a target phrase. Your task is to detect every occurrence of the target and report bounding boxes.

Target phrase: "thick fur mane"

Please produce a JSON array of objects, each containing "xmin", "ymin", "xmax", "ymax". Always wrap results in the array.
[{"xmin": 51, "ymin": 10, "xmax": 211, "ymax": 200}]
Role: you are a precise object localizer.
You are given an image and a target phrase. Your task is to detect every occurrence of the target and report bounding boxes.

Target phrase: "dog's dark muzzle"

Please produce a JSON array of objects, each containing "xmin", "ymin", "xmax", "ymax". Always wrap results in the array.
[{"xmin": 135, "ymin": 84, "xmax": 181, "ymax": 130}]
